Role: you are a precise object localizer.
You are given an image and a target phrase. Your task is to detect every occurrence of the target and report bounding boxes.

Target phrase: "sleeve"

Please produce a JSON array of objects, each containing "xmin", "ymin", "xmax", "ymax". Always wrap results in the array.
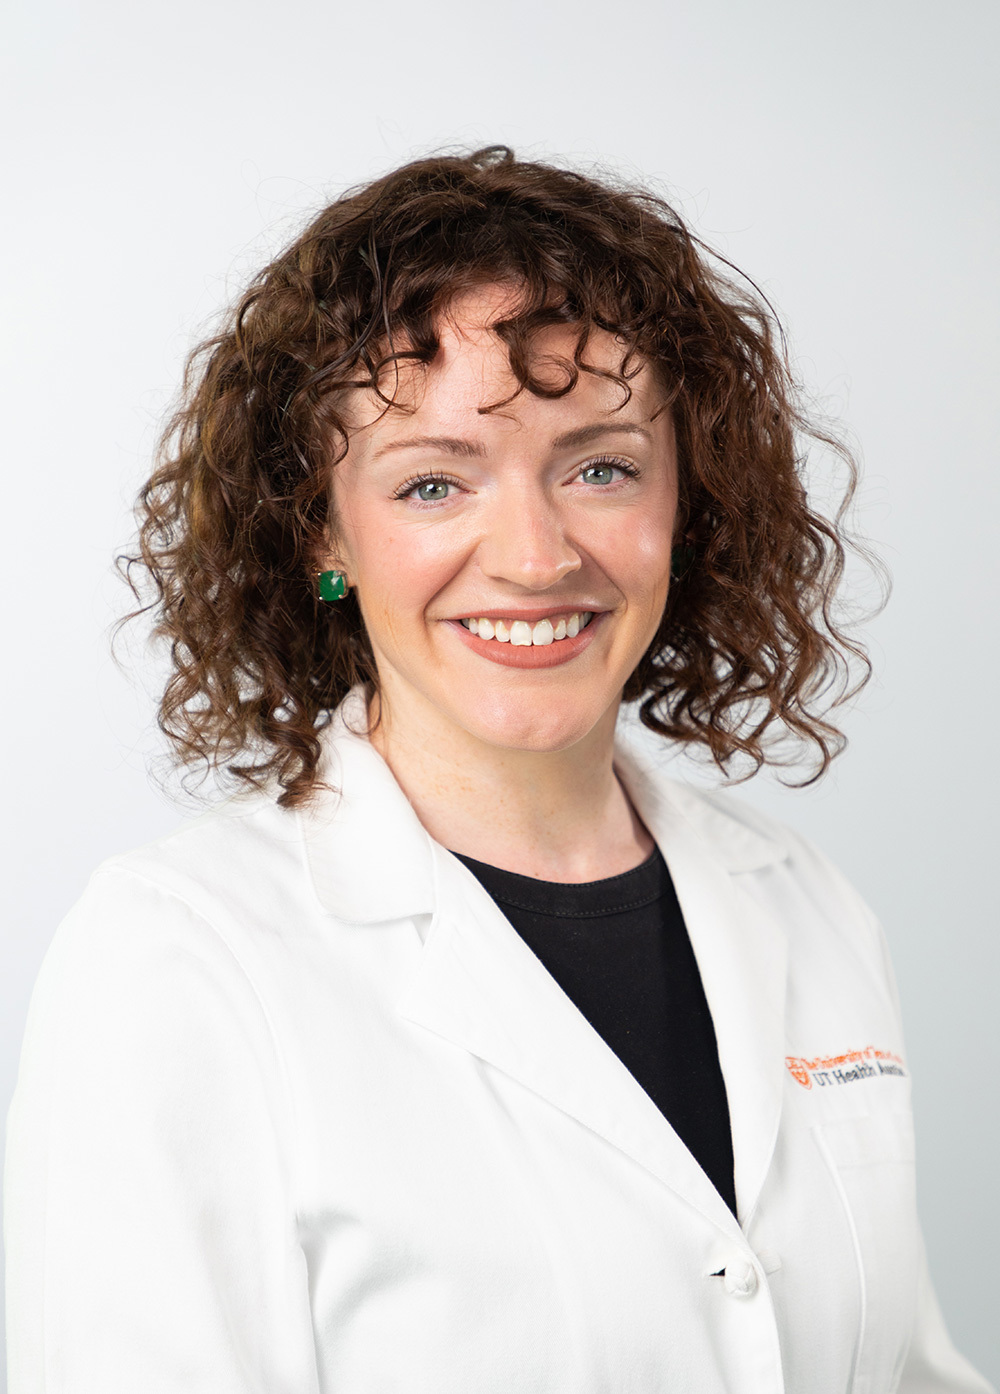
[{"xmin": 4, "ymin": 866, "xmax": 321, "ymax": 1394}]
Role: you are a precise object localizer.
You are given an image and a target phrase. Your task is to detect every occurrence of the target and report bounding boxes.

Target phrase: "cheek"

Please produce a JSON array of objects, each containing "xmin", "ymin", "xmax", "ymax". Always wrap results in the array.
[
  {"xmin": 600, "ymin": 508, "xmax": 674, "ymax": 602},
  {"xmin": 353, "ymin": 516, "xmax": 465, "ymax": 630}
]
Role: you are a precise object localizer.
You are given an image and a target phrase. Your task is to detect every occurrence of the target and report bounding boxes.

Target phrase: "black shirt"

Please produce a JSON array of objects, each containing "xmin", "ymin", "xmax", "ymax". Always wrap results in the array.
[{"xmin": 453, "ymin": 844, "xmax": 738, "ymax": 1218}]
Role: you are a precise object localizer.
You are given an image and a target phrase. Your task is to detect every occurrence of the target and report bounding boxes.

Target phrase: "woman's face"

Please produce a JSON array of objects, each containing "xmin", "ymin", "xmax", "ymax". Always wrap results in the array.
[{"xmin": 328, "ymin": 285, "xmax": 679, "ymax": 756}]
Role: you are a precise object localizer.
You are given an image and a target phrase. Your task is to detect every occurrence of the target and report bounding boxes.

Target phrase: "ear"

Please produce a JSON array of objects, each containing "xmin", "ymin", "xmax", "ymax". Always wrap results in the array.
[
  {"xmin": 313, "ymin": 556, "xmax": 352, "ymax": 589},
  {"xmin": 312, "ymin": 522, "xmax": 351, "ymax": 586}
]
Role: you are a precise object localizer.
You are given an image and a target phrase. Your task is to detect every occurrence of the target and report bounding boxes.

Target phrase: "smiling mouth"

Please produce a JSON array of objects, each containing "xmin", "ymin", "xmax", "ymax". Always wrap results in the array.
[{"xmin": 459, "ymin": 612, "xmax": 595, "ymax": 646}]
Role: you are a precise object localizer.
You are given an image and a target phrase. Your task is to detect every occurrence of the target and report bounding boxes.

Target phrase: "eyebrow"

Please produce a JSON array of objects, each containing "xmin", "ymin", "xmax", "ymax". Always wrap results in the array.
[{"xmin": 372, "ymin": 421, "xmax": 653, "ymax": 460}]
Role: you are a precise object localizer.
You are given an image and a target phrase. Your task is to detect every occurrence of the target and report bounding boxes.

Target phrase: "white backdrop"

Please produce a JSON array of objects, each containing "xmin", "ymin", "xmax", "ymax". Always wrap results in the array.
[{"xmin": 3, "ymin": 0, "xmax": 998, "ymax": 1382}]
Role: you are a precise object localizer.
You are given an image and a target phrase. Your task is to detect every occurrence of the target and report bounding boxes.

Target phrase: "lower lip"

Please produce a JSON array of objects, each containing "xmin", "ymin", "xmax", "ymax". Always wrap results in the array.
[{"xmin": 445, "ymin": 615, "xmax": 605, "ymax": 668}]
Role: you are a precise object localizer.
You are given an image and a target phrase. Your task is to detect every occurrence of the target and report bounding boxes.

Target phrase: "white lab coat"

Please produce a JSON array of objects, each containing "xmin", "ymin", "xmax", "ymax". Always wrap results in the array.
[{"xmin": 5, "ymin": 690, "xmax": 993, "ymax": 1394}]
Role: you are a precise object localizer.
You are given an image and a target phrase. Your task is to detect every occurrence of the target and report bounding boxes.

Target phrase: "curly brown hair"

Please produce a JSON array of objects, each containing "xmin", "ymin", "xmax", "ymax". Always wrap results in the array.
[{"xmin": 122, "ymin": 145, "xmax": 878, "ymax": 806}]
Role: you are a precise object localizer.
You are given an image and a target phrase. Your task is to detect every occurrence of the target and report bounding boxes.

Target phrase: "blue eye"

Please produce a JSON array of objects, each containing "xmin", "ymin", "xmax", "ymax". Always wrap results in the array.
[
  {"xmin": 393, "ymin": 475, "xmax": 459, "ymax": 503},
  {"xmin": 579, "ymin": 456, "xmax": 639, "ymax": 486}
]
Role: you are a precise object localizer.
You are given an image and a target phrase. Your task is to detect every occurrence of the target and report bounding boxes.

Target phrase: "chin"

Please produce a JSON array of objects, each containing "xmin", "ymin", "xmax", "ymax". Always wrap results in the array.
[{"xmin": 458, "ymin": 688, "xmax": 610, "ymax": 755}]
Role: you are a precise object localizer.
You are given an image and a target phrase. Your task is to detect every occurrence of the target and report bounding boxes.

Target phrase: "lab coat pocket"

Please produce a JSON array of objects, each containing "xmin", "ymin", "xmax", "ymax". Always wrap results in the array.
[{"xmin": 814, "ymin": 1113, "xmax": 920, "ymax": 1394}]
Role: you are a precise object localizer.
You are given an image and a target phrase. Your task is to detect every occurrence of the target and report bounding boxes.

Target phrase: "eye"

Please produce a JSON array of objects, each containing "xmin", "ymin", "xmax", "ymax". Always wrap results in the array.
[
  {"xmin": 413, "ymin": 478, "xmax": 451, "ymax": 502},
  {"xmin": 393, "ymin": 474, "xmax": 462, "ymax": 504},
  {"xmin": 578, "ymin": 455, "xmax": 641, "ymax": 487}
]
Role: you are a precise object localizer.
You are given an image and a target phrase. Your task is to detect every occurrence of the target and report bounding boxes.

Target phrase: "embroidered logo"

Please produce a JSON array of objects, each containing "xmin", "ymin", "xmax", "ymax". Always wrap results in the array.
[{"xmin": 785, "ymin": 1045, "xmax": 906, "ymax": 1090}]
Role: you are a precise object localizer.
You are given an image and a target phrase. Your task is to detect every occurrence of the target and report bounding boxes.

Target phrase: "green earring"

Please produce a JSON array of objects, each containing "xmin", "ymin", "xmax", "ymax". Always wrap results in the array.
[{"xmin": 317, "ymin": 569, "xmax": 348, "ymax": 602}]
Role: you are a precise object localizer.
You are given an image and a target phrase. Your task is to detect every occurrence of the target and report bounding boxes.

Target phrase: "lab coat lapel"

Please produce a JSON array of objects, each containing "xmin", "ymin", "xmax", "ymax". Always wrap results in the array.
[
  {"xmin": 306, "ymin": 700, "xmax": 787, "ymax": 1236},
  {"xmin": 398, "ymin": 843, "xmax": 743, "ymax": 1236},
  {"xmin": 612, "ymin": 746, "xmax": 790, "ymax": 1227}
]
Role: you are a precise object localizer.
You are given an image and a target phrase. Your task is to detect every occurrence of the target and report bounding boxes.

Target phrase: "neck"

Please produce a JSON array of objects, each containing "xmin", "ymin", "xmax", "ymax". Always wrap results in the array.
[{"xmin": 367, "ymin": 685, "xmax": 653, "ymax": 883}]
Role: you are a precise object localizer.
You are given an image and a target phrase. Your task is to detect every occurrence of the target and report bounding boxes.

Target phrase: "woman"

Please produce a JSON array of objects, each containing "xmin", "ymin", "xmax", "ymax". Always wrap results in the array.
[{"xmin": 5, "ymin": 147, "xmax": 992, "ymax": 1392}]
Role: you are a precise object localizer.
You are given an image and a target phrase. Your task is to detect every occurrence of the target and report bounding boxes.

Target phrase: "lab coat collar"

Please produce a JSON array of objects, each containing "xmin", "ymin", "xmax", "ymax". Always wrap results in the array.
[
  {"xmin": 300, "ymin": 689, "xmax": 438, "ymax": 924},
  {"xmin": 300, "ymin": 689, "xmax": 788, "ymax": 924},
  {"xmin": 302, "ymin": 690, "xmax": 790, "ymax": 1232}
]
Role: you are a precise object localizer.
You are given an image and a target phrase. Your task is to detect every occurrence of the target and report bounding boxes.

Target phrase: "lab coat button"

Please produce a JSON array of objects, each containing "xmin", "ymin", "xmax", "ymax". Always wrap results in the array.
[{"xmin": 723, "ymin": 1259, "xmax": 758, "ymax": 1297}]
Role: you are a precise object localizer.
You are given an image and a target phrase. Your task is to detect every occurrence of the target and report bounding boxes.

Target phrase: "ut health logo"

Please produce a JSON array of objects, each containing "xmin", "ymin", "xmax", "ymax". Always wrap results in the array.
[{"xmin": 785, "ymin": 1045, "xmax": 907, "ymax": 1090}]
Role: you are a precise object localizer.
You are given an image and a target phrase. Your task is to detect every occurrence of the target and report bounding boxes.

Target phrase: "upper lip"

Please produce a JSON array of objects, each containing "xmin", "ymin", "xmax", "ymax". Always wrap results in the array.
[{"xmin": 448, "ymin": 607, "xmax": 606, "ymax": 623}]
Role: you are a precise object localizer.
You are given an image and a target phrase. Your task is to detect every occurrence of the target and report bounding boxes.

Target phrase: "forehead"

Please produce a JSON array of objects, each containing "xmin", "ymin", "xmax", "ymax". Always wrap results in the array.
[{"xmin": 343, "ymin": 285, "xmax": 665, "ymax": 447}]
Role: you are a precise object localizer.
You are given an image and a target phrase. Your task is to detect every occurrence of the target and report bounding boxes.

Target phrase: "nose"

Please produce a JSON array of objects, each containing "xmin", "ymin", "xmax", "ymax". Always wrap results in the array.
[{"xmin": 477, "ymin": 490, "xmax": 582, "ymax": 590}]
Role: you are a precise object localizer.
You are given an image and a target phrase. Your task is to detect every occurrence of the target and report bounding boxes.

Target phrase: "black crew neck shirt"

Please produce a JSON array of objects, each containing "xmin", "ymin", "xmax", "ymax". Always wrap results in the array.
[{"xmin": 452, "ymin": 844, "xmax": 738, "ymax": 1218}]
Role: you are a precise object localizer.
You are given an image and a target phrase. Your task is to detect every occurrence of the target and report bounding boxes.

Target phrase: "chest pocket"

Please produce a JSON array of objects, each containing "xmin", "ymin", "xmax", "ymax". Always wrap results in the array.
[{"xmin": 814, "ymin": 1113, "xmax": 919, "ymax": 1394}]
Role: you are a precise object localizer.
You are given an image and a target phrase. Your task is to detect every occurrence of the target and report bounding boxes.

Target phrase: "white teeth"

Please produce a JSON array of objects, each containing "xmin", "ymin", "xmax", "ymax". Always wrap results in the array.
[{"xmin": 461, "ymin": 611, "xmax": 596, "ymax": 645}]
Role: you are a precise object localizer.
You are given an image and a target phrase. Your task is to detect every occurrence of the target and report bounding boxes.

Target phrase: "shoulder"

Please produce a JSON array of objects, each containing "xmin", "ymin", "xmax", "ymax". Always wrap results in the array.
[
  {"xmin": 30, "ymin": 794, "xmax": 317, "ymax": 1035},
  {"xmin": 105, "ymin": 790, "xmax": 305, "ymax": 901},
  {"xmin": 616, "ymin": 737, "xmax": 837, "ymax": 878},
  {"xmin": 10, "ymin": 812, "xmax": 300, "ymax": 1225},
  {"xmin": 615, "ymin": 738, "xmax": 884, "ymax": 950},
  {"xmin": 670, "ymin": 777, "xmax": 854, "ymax": 880},
  {"xmin": 15, "ymin": 798, "xmax": 319, "ymax": 1131},
  {"xmin": 73, "ymin": 790, "xmax": 319, "ymax": 943},
  {"xmin": 656, "ymin": 775, "xmax": 899, "ymax": 1010},
  {"xmin": 672, "ymin": 775, "xmax": 876, "ymax": 913}
]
